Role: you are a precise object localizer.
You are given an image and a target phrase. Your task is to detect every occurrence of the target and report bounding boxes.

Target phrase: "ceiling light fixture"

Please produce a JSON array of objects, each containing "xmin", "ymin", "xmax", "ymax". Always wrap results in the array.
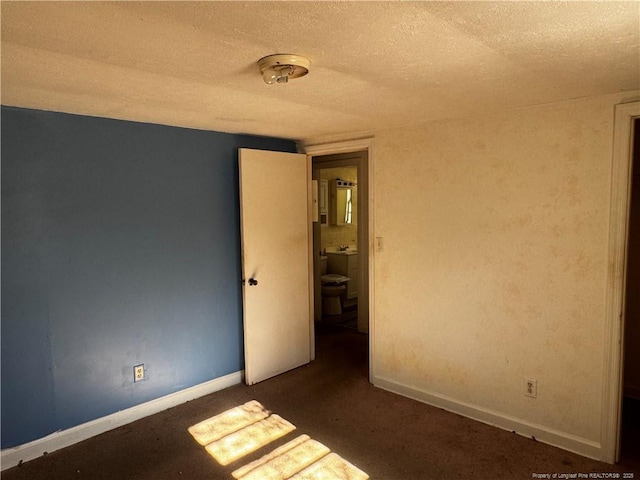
[{"xmin": 257, "ymin": 54, "xmax": 310, "ymax": 85}]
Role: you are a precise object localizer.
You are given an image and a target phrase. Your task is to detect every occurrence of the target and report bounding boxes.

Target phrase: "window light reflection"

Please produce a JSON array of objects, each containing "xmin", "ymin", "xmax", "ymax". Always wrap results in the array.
[
  {"xmin": 188, "ymin": 400, "xmax": 368, "ymax": 479},
  {"xmin": 188, "ymin": 400, "xmax": 269, "ymax": 446},
  {"xmin": 205, "ymin": 414, "xmax": 295, "ymax": 466},
  {"xmin": 232, "ymin": 434, "xmax": 329, "ymax": 480}
]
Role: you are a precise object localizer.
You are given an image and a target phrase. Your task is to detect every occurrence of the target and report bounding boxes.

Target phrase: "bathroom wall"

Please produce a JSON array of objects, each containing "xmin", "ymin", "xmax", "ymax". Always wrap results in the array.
[
  {"xmin": 370, "ymin": 91, "xmax": 639, "ymax": 458},
  {"xmin": 320, "ymin": 166, "xmax": 357, "ymax": 252},
  {"xmin": 1, "ymin": 106, "xmax": 296, "ymax": 448}
]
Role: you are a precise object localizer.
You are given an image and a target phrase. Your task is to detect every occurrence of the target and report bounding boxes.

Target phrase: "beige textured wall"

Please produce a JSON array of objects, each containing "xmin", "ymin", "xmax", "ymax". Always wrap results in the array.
[{"xmin": 373, "ymin": 92, "xmax": 638, "ymax": 445}]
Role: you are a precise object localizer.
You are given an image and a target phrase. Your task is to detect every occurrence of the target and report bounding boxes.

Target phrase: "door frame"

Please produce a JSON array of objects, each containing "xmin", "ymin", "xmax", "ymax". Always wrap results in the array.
[
  {"xmin": 303, "ymin": 138, "xmax": 375, "ymax": 381},
  {"xmin": 602, "ymin": 101, "xmax": 639, "ymax": 463}
]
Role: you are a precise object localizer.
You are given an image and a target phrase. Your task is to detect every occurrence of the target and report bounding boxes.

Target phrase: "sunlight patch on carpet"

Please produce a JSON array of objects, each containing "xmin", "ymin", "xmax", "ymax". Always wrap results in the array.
[
  {"xmin": 289, "ymin": 452, "xmax": 369, "ymax": 480},
  {"xmin": 188, "ymin": 400, "xmax": 270, "ymax": 446},
  {"xmin": 189, "ymin": 401, "xmax": 368, "ymax": 479},
  {"xmin": 204, "ymin": 414, "xmax": 295, "ymax": 466},
  {"xmin": 232, "ymin": 434, "xmax": 330, "ymax": 480}
]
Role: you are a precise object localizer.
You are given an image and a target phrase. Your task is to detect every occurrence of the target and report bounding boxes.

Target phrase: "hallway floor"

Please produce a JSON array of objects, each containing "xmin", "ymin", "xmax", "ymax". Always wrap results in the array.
[
  {"xmin": 321, "ymin": 304, "xmax": 358, "ymax": 330},
  {"xmin": 3, "ymin": 324, "xmax": 639, "ymax": 479},
  {"xmin": 621, "ymin": 396, "xmax": 640, "ymax": 470}
]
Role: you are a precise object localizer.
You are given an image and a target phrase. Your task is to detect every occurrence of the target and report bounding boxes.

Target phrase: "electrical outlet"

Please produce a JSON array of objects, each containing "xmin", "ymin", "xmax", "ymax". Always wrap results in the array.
[
  {"xmin": 134, "ymin": 364, "xmax": 145, "ymax": 383},
  {"xmin": 524, "ymin": 378, "xmax": 537, "ymax": 398}
]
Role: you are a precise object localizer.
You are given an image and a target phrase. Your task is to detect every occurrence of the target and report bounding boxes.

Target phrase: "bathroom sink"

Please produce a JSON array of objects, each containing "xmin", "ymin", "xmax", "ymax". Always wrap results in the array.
[{"xmin": 329, "ymin": 250, "xmax": 357, "ymax": 255}]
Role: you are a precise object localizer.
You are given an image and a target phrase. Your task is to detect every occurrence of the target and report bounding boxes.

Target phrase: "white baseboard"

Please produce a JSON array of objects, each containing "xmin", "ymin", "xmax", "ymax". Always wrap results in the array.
[
  {"xmin": 372, "ymin": 375, "xmax": 602, "ymax": 461},
  {"xmin": 1, "ymin": 370, "xmax": 244, "ymax": 471}
]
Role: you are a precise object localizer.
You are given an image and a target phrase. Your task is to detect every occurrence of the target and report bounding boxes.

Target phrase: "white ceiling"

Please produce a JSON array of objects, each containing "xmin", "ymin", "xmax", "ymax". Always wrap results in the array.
[{"xmin": 2, "ymin": 1, "xmax": 638, "ymax": 141}]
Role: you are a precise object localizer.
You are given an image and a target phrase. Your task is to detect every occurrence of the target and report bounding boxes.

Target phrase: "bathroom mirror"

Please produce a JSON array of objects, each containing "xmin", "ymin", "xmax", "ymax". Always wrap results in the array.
[{"xmin": 331, "ymin": 179, "xmax": 357, "ymax": 226}]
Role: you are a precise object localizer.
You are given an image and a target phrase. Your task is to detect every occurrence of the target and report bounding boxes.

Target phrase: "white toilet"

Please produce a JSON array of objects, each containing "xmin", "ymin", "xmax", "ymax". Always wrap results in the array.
[{"xmin": 320, "ymin": 256, "xmax": 350, "ymax": 316}]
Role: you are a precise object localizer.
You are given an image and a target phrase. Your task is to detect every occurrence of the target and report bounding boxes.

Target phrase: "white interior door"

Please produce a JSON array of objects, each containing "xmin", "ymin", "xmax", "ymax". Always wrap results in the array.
[{"xmin": 239, "ymin": 148, "xmax": 312, "ymax": 385}]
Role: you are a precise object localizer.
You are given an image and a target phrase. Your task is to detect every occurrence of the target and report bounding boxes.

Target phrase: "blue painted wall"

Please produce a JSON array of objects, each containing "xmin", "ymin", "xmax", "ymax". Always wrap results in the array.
[{"xmin": 1, "ymin": 106, "xmax": 296, "ymax": 448}]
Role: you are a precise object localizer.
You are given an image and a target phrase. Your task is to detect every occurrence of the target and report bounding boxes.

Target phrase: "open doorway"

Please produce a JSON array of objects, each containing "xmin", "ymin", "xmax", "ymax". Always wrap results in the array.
[
  {"xmin": 308, "ymin": 147, "xmax": 370, "ymax": 377},
  {"xmin": 313, "ymin": 157, "xmax": 360, "ymax": 329},
  {"xmin": 603, "ymin": 102, "xmax": 639, "ymax": 464},
  {"xmin": 620, "ymin": 118, "xmax": 640, "ymax": 467}
]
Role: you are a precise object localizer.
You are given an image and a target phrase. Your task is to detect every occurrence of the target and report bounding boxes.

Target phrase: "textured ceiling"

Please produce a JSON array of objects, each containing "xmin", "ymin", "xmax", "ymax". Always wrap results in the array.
[{"xmin": 1, "ymin": 1, "xmax": 638, "ymax": 141}]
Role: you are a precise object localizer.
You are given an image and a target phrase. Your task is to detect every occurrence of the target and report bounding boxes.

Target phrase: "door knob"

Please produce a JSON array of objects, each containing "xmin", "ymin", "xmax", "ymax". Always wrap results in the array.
[{"xmin": 248, "ymin": 278, "xmax": 258, "ymax": 286}]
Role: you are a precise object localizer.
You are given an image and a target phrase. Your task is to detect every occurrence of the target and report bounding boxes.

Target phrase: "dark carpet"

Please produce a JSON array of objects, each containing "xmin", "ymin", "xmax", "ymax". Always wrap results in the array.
[{"xmin": 3, "ymin": 323, "xmax": 639, "ymax": 479}]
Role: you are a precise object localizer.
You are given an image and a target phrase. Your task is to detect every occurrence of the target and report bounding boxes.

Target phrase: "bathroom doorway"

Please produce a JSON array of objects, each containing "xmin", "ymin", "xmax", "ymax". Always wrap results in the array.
[
  {"xmin": 312, "ymin": 151, "xmax": 369, "ymax": 336},
  {"xmin": 305, "ymin": 138, "xmax": 373, "ymax": 380},
  {"xmin": 620, "ymin": 117, "xmax": 640, "ymax": 467}
]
